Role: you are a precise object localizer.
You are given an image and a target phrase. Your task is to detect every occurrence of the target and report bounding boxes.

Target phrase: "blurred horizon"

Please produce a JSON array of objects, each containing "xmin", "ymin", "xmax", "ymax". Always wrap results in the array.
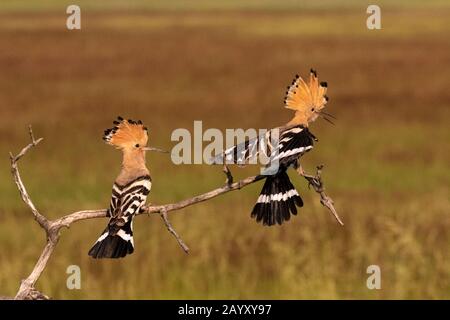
[{"xmin": 1, "ymin": 0, "xmax": 450, "ymax": 12}]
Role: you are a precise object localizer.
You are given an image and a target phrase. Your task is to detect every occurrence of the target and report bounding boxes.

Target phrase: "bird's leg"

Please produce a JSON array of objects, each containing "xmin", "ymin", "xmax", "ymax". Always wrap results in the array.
[
  {"xmin": 295, "ymin": 160, "xmax": 319, "ymax": 189},
  {"xmin": 295, "ymin": 163, "xmax": 344, "ymax": 226},
  {"xmin": 295, "ymin": 162, "xmax": 305, "ymax": 176},
  {"xmin": 295, "ymin": 160, "xmax": 310, "ymax": 186},
  {"xmin": 140, "ymin": 204, "xmax": 152, "ymax": 217},
  {"xmin": 223, "ymin": 164, "xmax": 233, "ymax": 187}
]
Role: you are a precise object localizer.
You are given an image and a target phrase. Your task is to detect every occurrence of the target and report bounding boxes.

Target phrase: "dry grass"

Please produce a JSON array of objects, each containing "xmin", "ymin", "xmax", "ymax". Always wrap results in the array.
[{"xmin": 0, "ymin": 3, "xmax": 449, "ymax": 299}]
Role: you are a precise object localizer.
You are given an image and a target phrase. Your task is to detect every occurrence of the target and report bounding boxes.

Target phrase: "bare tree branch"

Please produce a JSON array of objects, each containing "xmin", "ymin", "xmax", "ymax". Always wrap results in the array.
[
  {"xmin": 9, "ymin": 126, "xmax": 47, "ymax": 230},
  {"xmin": 159, "ymin": 208, "xmax": 190, "ymax": 254},
  {"xmin": 8, "ymin": 126, "xmax": 341, "ymax": 299},
  {"xmin": 297, "ymin": 164, "xmax": 344, "ymax": 226}
]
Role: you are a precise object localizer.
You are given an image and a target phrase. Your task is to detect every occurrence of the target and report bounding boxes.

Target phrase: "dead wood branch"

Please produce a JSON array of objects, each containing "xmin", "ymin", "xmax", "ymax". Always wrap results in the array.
[
  {"xmin": 8, "ymin": 126, "xmax": 341, "ymax": 299},
  {"xmin": 298, "ymin": 164, "xmax": 344, "ymax": 226},
  {"xmin": 159, "ymin": 208, "xmax": 190, "ymax": 254}
]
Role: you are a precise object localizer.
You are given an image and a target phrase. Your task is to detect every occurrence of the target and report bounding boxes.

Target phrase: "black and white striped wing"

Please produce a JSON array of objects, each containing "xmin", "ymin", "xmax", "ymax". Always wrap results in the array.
[
  {"xmin": 88, "ymin": 175, "xmax": 152, "ymax": 259},
  {"xmin": 211, "ymin": 125, "xmax": 316, "ymax": 167},
  {"xmin": 111, "ymin": 175, "xmax": 152, "ymax": 222},
  {"xmin": 214, "ymin": 138, "xmax": 258, "ymax": 165},
  {"xmin": 272, "ymin": 126, "xmax": 316, "ymax": 167}
]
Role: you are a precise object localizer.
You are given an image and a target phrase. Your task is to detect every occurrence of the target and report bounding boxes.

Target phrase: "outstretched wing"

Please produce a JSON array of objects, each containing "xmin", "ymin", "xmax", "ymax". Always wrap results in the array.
[
  {"xmin": 211, "ymin": 125, "xmax": 316, "ymax": 167},
  {"xmin": 211, "ymin": 131, "xmax": 268, "ymax": 165}
]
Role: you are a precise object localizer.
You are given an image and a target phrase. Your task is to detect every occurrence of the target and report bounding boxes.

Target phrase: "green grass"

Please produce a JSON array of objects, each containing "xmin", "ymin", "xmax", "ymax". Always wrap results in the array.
[{"xmin": 0, "ymin": 3, "xmax": 449, "ymax": 299}]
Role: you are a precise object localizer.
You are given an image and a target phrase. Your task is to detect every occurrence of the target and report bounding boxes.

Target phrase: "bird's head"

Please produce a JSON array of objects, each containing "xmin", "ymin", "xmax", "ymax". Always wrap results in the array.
[
  {"xmin": 103, "ymin": 117, "xmax": 167, "ymax": 155},
  {"xmin": 284, "ymin": 69, "xmax": 334, "ymax": 127}
]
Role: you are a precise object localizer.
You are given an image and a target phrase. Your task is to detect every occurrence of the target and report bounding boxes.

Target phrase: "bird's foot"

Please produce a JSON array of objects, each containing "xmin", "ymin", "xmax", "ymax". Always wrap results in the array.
[{"xmin": 223, "ymin": 165, "xmax": 233, "ymax": 187}]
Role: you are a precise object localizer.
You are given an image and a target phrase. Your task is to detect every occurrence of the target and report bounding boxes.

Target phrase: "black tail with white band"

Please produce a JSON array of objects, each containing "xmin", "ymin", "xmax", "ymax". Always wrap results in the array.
[
  {"xmin": 88, "ymin": 217, "xmax": 134, "ymax": 259},
  {"xmin": 250, "ymin": 125, "xmax": 315, "ymax": 226},
  {"xmin": 88, "ymin": 174, "xmax": 152, "ymax": 259},
  {"xmin": 214, "ymin": 124, "xmax": 317, "ymax": 226},
  {"xmin": 251, "ymin": 169, "xmax": 303, "ymax": 226}
]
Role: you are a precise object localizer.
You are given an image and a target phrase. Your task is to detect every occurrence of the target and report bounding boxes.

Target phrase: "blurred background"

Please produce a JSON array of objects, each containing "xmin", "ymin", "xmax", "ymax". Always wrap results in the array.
[{"xmin": 0, "ymin": 0, "xmax": 449, "ymax": 299}]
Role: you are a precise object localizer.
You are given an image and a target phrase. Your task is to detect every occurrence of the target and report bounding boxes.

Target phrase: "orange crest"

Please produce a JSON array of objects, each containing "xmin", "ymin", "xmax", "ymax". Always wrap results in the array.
[
  {"xmin": 284, "ymin": 69, "xmax": 329, "ymax": 125},
  {"xmin": 103, "ymin": 116, "xmax": 148, "ymax": 149}
]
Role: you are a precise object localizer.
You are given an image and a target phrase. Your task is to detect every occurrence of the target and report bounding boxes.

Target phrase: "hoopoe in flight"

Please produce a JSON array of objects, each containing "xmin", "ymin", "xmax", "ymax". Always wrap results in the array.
[
  {"xmin": 89, "ymin": 117, "xmax": 162, "ymax": 259},
  {"xmin": 213, "ymin": 69, "xmax": 333, "ymax": 226}
]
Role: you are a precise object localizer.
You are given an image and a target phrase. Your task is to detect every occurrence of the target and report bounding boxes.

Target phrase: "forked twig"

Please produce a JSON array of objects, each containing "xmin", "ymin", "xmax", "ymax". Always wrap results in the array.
[
  {"xmin": 297, "ymin": 164, "xmax": 344, "ymax": 226},
  {"xmin": 159, "ymin": 208, "xmax": 190, "ymax": 254}
]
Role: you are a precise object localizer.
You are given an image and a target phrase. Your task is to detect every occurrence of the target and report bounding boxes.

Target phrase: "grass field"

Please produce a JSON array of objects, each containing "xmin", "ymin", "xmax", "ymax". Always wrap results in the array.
[{"xmin": 0, "ymin": 1, "xmax": 449, "ymax": 299}]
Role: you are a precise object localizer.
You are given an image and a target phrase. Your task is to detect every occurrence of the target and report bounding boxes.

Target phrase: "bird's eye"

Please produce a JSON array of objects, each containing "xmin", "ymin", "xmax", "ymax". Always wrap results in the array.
[
  {"xmin": 311, "ymin": 108, "xmax": 315, "ymax": 111},
  {"xmin": 135, "ymin": 144, "xmax": 140, "ymax": 148}
]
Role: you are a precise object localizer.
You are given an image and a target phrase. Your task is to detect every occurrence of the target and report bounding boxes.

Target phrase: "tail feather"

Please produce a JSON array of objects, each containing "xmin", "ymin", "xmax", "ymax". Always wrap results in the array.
[
  {"xmin": 88, "ymin": 218, "xmax": 134, "ymax": 259},
  {"xmin": 251, "ymin": 170, "xmax": 303, "ymax": 226}
]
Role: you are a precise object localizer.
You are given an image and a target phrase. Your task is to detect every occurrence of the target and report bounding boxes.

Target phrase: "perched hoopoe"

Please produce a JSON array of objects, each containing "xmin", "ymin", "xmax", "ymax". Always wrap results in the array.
[
  {"xmin": 213, "ymin": 69, "xmax": 333, "ymax": 226},
  {"xmin": 89, "ymin": 117, "xmax": 163, "ymax": 259}
]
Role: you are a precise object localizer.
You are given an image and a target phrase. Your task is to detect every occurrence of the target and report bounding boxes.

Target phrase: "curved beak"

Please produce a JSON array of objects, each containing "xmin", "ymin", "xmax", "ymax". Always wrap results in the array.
[{"xmin": 142, "ymin": 146, "xmax": 169, "ymax": 153}]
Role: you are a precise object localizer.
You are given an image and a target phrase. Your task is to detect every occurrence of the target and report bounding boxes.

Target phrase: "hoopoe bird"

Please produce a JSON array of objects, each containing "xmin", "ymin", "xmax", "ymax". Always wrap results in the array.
[
  {"xmin": 89, "ymin": 117, "xmax": 162, "ymax": 259},
  {"xmin": 213, "ymin": 69, "xmax": 333, "ymax": 226}
]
